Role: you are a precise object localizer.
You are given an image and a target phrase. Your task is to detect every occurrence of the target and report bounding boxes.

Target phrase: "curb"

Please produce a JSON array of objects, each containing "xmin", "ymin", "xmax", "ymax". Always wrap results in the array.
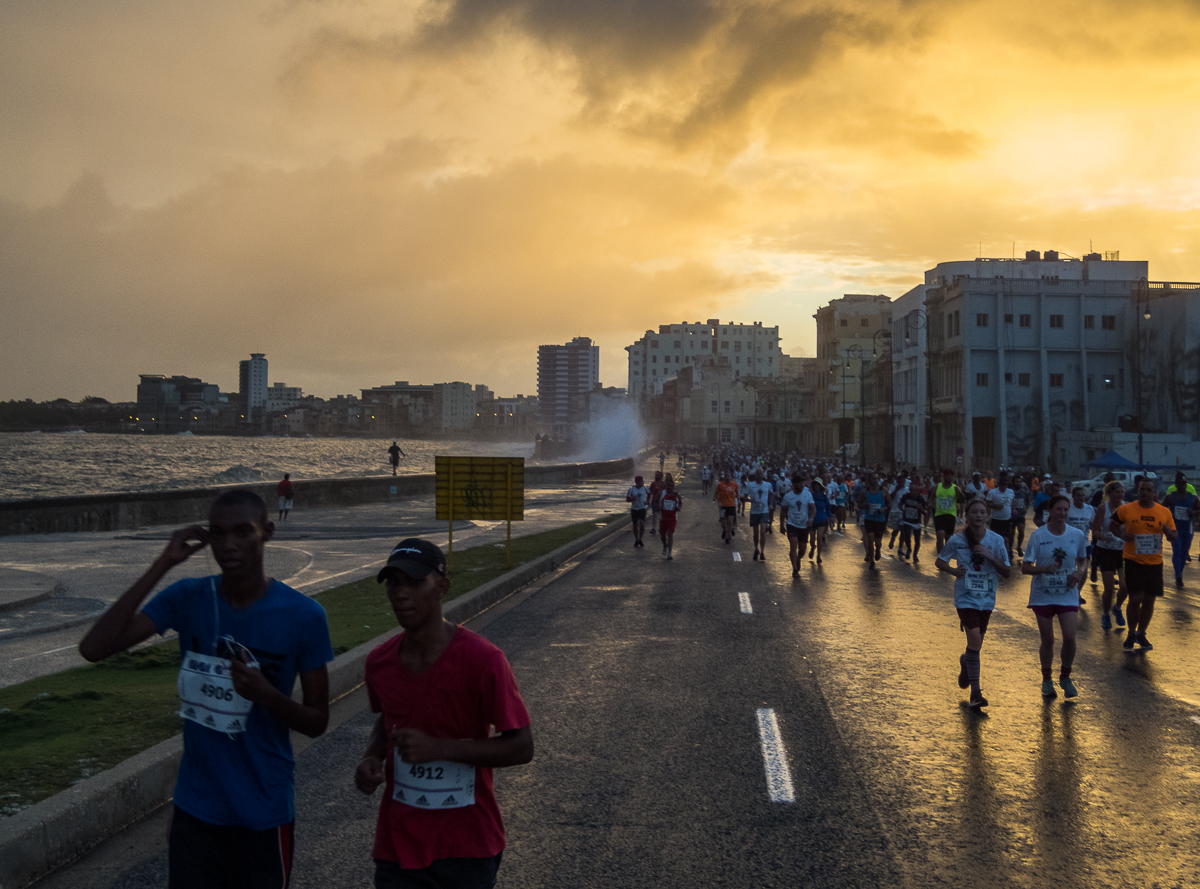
[
  {"xmin": 0, "ymin": 609, "xmax": 106, "ymax": 642},
  {"xmin": 0, "ymin": 589, "xmax": 55, "ymax": 613},
  {"xmin": 0, "ymin": 514, "xmax": 632, "ymax": 889}
]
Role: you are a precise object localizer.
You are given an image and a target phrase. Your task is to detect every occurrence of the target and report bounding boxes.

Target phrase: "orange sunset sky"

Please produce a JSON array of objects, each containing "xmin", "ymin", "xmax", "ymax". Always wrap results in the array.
[{"xmin": 3, "ymin": 0, "xmax": 1200, "ymax": 402}]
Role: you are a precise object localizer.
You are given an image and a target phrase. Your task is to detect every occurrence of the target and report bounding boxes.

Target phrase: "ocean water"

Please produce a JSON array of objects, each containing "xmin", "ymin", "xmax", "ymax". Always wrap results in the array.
[{"xmin": 0, "ymin": 433, "xmax": 542, "ymax": 502}]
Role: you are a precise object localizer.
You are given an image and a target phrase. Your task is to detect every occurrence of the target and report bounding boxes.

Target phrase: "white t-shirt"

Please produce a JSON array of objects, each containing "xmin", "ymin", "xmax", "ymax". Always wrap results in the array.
[
  {"xmin": 1067, "ymin": 503, "xmax": 1095, "ymax": 537},
  {"xmin": 986, "ymin": 487, "xmax": 1015, "ymax": 521},
  {"xmin": 938, "ymin": 529, "xmax": 1010, "ymax": 610},
  {"xmin": 965, "ymin": 481, "xmax": 988, "ymax": 500},
  {"xmin": 1096, "ymin": 502, "xmax": 1125, "ymax": 550},
  {"xmin": 626, "ymin": 486, "xmax": 650, "ymax": 510},
  {"xmin": 1023, "ymin": 525, "xmax": 1089, "ymax": 606},
  {"xmin": 745, "ymin": 481, "xmax": 773, "ymax": 515},
  {"xmin": 781, "ymin": 489, "xmax": 814, "ymax": 527}
]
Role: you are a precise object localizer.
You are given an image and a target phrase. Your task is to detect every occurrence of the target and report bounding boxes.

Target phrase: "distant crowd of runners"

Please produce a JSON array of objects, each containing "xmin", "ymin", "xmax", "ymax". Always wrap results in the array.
[{"xmin": 630, "ymin": 447, "xmax": 1197, "ymax": 710}]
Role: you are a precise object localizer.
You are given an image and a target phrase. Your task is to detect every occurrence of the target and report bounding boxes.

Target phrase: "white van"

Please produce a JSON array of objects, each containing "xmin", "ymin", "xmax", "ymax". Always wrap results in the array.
[{"xmin": 1070, "ymin": 470, "xmax": 1158, "ymax": 498}]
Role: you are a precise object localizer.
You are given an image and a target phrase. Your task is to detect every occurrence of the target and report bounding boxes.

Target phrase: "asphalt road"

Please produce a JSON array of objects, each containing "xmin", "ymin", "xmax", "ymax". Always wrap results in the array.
[
  {"xmin": 29, "ymin": 477, "xmax": 1200, "ymax": 888},
  {"xmin": 0, "ymin": 481, "xmax": 627, "ymax": 688}
]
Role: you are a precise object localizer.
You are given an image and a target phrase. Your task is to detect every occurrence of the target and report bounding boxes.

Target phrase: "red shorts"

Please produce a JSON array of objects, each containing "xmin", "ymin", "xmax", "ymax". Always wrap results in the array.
[{"xmin": 660, "ymin": 514, "xmax": 677, "ymax": 533}]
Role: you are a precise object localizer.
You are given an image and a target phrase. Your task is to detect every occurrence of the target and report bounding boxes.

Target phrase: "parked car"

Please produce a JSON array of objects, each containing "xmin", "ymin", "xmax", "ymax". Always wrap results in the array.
[{"xmin": 1070, "ymin": 469, "xmax": 1159, "ymax": 498}]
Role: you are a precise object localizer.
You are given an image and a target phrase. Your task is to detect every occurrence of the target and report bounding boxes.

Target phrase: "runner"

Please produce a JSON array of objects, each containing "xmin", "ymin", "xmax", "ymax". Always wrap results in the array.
[
  {"xmin": 356, "ymin": 538, "xmax": 533, "ymax": 888},
  {"xmin": 1113, "ymin": 479, "xmax": 1177, "ymax": 653},
  {"xmin": 1092, "ymin": 481, "xmax": 1128, "ymax": 631},
  {"xmin": 965, "ymin": 472, "xmax": 987, "ymax": 503},
  {"xmin": 858, "ymin": 472, "xmax": 891, "ymax": 570},
  {"xmin": 1162, "ymin": 478, "xmax": 1199, "ymax": 588},
  {"xmin": 700, "ymin": 465, "xmax": 712, "ymax": 496},
  {"xmin": 1089, "ymin": 473, "xmax": 1117, "ymax": 582},
  {"xmin": 809, "ymin": 480, "xmax": 830, "ymax": 565},
  {"xmin": 780, "ymin": 474, "xmax": 815, "ymax": 578},
  {"xmin": 745, "ymin": 468, "xmax": 774, "ymax": 561},
  {"xmin": 657, "ymin": 474, "xmax": 683, "ymax": 560},
  {"xmin": 932, "ymin": 467, "xmax": 962, "ymax": 553},
  {"xmin": 887, "ymin": 472, "xmax": 909, "ymax": 551},
  {"xmin": 935, "ymin": 498, "xmax": 1011, "ymax": 708},
  {"xmin": 648, "ymin": 471, "xmax": 665, "ymax": 538},
  {"xmin": 1066, "ymin": 486, "xmax": 1095, "ymax": 605},
  {"xmin": 985, "ymin": 472, "xmax": 1016, "ymax": 561},
  {"xmin": 897, "ymin": 483, "xmax": 927, "ymax": 563},
  {"xmin": 713, "ymin": 470, "xmax": 739, "ymax": 544},
  {"xmin": 1032, "ymin": 478, "xmax": 1056, "ymax": 528},
  {"xmin": 625, "ymin": 475, "xmax": 650, "ymax": 548},
  {"xmin": 1011, "ymin": 476, "xmax": 1030, "ymax": 557},
  {"xmin": 79, "ymin": 490, "xmax": 334, "ymax": 889},
  {"xmin": 1022, "ymin": 494, "xmax": 1089, "ymax": 698},
  {"xmin": 834, "ymin": 475, "xmax": 850, "ymax": 531}
]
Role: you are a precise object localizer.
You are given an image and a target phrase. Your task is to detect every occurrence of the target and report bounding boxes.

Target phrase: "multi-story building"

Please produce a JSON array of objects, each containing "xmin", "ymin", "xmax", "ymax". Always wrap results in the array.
[
  {"xmin": 813, "ymin": 295, "xmax": 894, "ymax": 457},
  {"xmin": 265, "ymin": 382, "xmax": 302, "ymax": 414},
  {"xmin": 238, "ymin": 353, "xmax": 268, "ymax": 426},
  {"xmin": 890, "ymin": 284, "xmax": 929, "ymax": 469},
  {"xmin": 432, "ymin": 382, "xmax": 477, "ymax": 433},
  {"xmin": 626, "ymin": 320, "xmax": 783, "ymax": 408},
  {"xmin": 537, "ymin": 337, "xmax": 600, "ymax": 438},
  {"xmin": 135, "ymin": 374, "xmax": 220, "ymax": 433},
  {"xmin": 924, "ymin": 252, "xmax": 1149, "ymax": 474}
]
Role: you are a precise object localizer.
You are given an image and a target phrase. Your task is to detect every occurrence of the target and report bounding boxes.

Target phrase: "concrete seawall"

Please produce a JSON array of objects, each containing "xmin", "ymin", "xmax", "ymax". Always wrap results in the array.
[{"xmin": 0, "ymin": 458, "xmax": 634, "ymax": 537}]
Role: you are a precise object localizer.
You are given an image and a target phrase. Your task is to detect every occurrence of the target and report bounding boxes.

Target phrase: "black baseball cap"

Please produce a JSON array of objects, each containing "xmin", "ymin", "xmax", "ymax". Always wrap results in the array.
[{"xmin": 377, "ymin": 538, "xmax": 446, "ymax": 582}]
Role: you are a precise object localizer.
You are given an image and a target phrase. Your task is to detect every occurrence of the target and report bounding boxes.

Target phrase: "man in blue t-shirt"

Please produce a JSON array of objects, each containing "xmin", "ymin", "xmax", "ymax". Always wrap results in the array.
[{"xmin": 80, "ymin": 489, "xmax": 333, "ymax": 889}]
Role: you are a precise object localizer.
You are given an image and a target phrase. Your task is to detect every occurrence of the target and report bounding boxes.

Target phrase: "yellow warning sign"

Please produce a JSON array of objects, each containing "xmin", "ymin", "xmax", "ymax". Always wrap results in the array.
[{"xmin": 435, "ymin": 456, "xmax": 525, "ymax": 522}]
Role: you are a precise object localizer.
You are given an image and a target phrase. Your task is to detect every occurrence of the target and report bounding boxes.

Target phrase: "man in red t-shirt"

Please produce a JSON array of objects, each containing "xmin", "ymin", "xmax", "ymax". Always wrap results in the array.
[
  {"xmin": 647, "ymin": 471, "xmax": 666, "ymax": 537},
  {"xmin": 657, "ymin": 473, "xmax": 683, "ymax": 560},
  {"xmin": 355, "ymin": 539, "xmax": 533, "ymax": 888},
  {"xmin": 276, "ymin": 473, "xmax": 294, "ymax": 521}
]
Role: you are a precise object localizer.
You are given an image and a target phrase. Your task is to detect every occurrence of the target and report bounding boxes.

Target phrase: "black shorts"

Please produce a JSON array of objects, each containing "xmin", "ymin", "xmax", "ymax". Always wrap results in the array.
[
  {"xmin": 1124, "ymin": 560, "xmax": 1165, "ymax": 597},
  {"xmin": 934, "ymin": 514, "xmax": 957, "ymax": 536},
  {"xmin": 786, "ymin": 525, "xmax": 809, "ymax": 546},
  {"xmin": 750, "ymin": 513, "xmax": 770, "ymax": 526},
  {"xmin": 375, "ymin": 854, "xmax": 503, "ymax": 889},
  {"xmin": 865, "ymin": 519, "xmax": 888, "ymax": 537},
  {"xmin": 812, "ymin": 521, "xmax": 828, "ymax": 531},
  {"xmin": 631, "ymin": 508, "xmax": 647, "ymax": 521},
  {"xmin": 1095, "ymin": 547, "xmax": 1124, "ymax": 572},
  {"xmin": 169, "ymin": 806, "xmax": 293, "ymax": 889},
  {"xmin": 721, "ymin": 506, "xmax": 737, "ymax": 518},
  {"xmin": 990, "ymin": 519, "xmax": 1012, "ymax": 538},
  {"xmin": 956, "ymin": 608, "xmax": 993, "ymax": 633},
  {"xmin": 1011, "ymin": 515, "xmax": 1026, "ymax": 528}
]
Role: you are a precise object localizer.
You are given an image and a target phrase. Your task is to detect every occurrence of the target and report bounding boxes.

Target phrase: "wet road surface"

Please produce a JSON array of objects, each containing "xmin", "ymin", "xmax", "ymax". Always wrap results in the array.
[{"xmin": 29, "ymin": 475, "xmax": 1200, "ymax": 887}]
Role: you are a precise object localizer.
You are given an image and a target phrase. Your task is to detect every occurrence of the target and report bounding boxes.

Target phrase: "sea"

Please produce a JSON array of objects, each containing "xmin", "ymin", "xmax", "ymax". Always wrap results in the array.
[{"xmin": 0, "ymin": 433, "xmax": 549, "ymax": 502}]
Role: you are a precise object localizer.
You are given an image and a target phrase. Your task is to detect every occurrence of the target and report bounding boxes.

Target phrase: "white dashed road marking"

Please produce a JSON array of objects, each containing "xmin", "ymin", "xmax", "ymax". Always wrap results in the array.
[
  {"xmin": 739, "ymin": 592, "xmax": 752, "ymax": 614},
  {"xmin": 756, "ymin": 708, "xmax": 795, "ymax": 803},
  {"xmin": 733, "ymin": 551, "xmax": 742, "ymax": 562}
]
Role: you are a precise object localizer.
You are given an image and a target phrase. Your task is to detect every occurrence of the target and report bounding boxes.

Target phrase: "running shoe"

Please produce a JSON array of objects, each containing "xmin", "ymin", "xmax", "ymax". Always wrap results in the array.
[
  {"xmin": 1059, "ymin": 677, "xmax": 1078, "ymax": 698},
  {"xmin": 1017, "ymin": 547, "xmax": 1024, "ymax": 557},
  {"xmin": 1112, "ymin": 604, "xmax": 1126, "ymax": 627},
  {"xmin": 1101, "ymin": 612, "xmax": 1112, "ymax": 631},
  {"xmin": 752, "ymin": 550, "xmax": 759, "ymax": 560},
  {"xmin": 792, "ymin": 568, "xmax": 799, "ymax": 578},
  {"xmin": 663, "ymin": 545, "xmax": 668, "ymax": 555},
  {"xmin": 1091, "ymin": 566, "xmax": 1098, "ymax": 583},
  {"xmin": 667, "ymin": 555, "xmax": 673, "ymax": 561},
  {"xmin": 912, "ymin": 556, "xmax": 919, "ymax": 564},
  {"xmin": 1122, "ymin": 632, "xmax": 1136, "ymax": 652},
  {"xmin": 1136, "ymin": 633, "xmax": 1153, "ymax": 651},
  {"xmin": 1176, "ymin": 576, "xmax": 1184, "ymax": 588},
  {"xmin": 875, "ymin": 548, "xmax": 882, "ymax": 561},
  {"xmin": 1041, "ymin": 680, "xmax": 1058, "ymax": 698},
  {"xmin": 958, "ymin": 654, "xmax": 969, "ymax": 689},
  {"xmin": 968, "ymin": 690, "xmax": 988, "ymax": 708}
]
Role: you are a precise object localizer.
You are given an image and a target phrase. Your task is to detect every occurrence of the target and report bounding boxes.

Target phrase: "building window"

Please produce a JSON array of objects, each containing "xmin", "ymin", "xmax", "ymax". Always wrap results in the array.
[
  {"xmin": 840, "ymin": 319, "xmax": 848, "ymax": 327},
  {"xmin": 1019, "ymin": 373, "xmax": 1030, "ymax": 387},
  {"xmin": 1050, "ymin": 373, "xmax": 1064, "ymax": 387},
  {"xmin": 701, "ymin": 341, "xmax": 709, "ymax": 349},
  {"xmin": 735, "ymin": 357, "xmax": 740, "ymax": 364},
  {"xmin": 651, "ymin": 356, "xmax": 657, "ymax": 363},
  {"xmin": 1102, "ymin": 315, "xmax": 1116, "ymax": 330},
  {"xmin": 674, "ymin": 340, "xmax": 681, "ymax": 348},
  {"xmin": 651, "ymin": 340, "xmax": 659, "ymax": 348},
  {"xmin": 954, "ymin": 311, "xmax": 961, "ymax": 335},
  {"xmin": 674, "ymin": 356, "xmax": 680, "ymax": 363},
  {"xmin": 976, "ymin": 373, "xmax": 989, "ymax": 387},
  {"xmin": 734, "ymin": 342, "xmax": 741, "ymax": 352},
  {"xmin": 977, "ymin": 313, "xmax": 989, "ymax": 328},
  {"xmin": 1049, "ymin": 315, "xmax": 1064, "ymax": 328},
  {"xmin": 652, "ymin": 369, "xmax": 657, "ymax": 376},
  {"xmin": 724, "ymin": 401, "xmax": 731, "ymax": 413},
  {"xmin": 1005, "ymin": 314, "xmax": 1013, "ymax": 324},
  {"xmin": 1019, "ymin": 314, "xmax": 1031, "ymax": 328},
  {"xmin": 712, "ymin": 400, "xmax": 718, "ymax": 413},
  {"xmin": 861, "ymin": 318, "xmax": 869, "ymax": 327},
  {"xmin": 721, "ymin": 341, "xmax": 729, "ymax": 350},
  {"xmin": 1084, "ymin": 316, "xmax": 1095, "ymax": 329},
  {"xmin": 1087, "ymin": 375, "xmax": 1093, "ymax": 392},
  {"xmin": 1005, "ymin": 373, "xmax": 1013, "ymax": 383}
]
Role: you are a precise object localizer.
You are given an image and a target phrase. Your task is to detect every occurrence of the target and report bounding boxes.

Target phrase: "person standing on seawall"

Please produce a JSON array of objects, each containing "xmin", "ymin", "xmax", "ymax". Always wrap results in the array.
[
  {"xmin": 277, "ymin": 473, "xmax": 294, "ymax": 521},
  {"xmin": 388, "ymin": 441, "xmax": 405, "ymax": 476}
]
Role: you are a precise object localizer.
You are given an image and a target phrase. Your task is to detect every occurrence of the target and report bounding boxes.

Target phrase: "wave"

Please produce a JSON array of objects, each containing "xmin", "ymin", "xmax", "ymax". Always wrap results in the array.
[{"xmin": 211, "ymin": 465, "xmax": 269, "ymax": 484}]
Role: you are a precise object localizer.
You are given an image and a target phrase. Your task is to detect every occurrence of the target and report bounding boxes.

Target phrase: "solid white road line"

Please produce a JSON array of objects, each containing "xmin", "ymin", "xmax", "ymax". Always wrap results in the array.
[
  {"xmin": 733, "ymin": 551, "xmax": 742, "ymax": 562},
  {"xmin": 756, "ymin": 708, "xmax": 795, "ymax": 803},
  {"xmin": 739, "ymin": 592, "xmax": 752, "ymax": 614}
]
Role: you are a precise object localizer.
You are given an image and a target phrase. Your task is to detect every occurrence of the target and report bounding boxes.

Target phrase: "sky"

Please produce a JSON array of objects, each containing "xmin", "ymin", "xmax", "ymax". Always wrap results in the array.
[{"xmin": 4, "ymin": 0, "xmax": 1200, "ymax": 402}]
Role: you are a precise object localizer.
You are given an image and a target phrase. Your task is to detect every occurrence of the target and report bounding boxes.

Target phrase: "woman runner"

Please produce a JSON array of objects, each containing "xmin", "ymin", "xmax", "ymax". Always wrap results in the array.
[
  {"xmin": 1092, "ymin": 481, "xmax": 1128, "ymax": 631},
  {"xmin": 935, "ymin": 498, "xmax": 1011, "ymax": 708},
  {"xmin": 1022, "ymin": 494, "xmax": 1089, "ymax": 698},
  {"xmin": 809, "ymin": 480, "xmax": 830, "ymax": 564}
]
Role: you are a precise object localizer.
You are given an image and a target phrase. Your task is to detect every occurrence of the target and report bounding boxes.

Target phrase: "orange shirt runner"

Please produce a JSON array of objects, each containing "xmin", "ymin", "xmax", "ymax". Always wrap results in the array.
[
  {"xmin": 1114, "ymin": 501, "xmax": 1175, "ymax": 565},
  {"xmin": 715, "ymin": 480, "xmax": 739, "ymax": 508}
]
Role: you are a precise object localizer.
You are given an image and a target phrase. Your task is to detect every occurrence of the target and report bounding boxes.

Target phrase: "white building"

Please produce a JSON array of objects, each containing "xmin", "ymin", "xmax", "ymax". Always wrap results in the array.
[
  {"xmin": 265, "ymin": 382, "xmax": 302, "ymax": 414},
  {"xmin": 238, "ymin": 353, "xmax": 268, "ymax": 423},
  {"xmin": 626, "ymin": 320, "xmax": 783, "ymax": 408},
  {"xmin": 433, "ymin": 382, "xmax": 477, "ymax": 432},
  {"xmin": 891, "ymin": 284, "xmax": 928, "ymax": 468}
]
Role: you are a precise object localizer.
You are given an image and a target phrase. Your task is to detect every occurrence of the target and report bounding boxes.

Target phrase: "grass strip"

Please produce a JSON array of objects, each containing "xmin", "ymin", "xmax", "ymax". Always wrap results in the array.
[{"xmin": 0, "ymin": 515, "xmax": 620, "ymax": 817}]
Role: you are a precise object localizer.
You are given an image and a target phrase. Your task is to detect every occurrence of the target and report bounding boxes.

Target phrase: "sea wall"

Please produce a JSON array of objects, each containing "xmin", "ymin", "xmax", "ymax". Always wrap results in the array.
[{"xmin": 0, "ymin": 458, "xmax": 634, "ymax": 536}]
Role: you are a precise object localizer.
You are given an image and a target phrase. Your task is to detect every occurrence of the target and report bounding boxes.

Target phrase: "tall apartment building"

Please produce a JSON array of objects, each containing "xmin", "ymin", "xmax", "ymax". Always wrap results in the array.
[
  {"xmin": 135, "ymin": 374, "xmax": 220, "ymax": 433},
  {"xmin": 924, "ymin": 252, "xmax": 1149, "ymax": 474},
  {"xmin": 238, "ymin": 353, "xmax": 268, "ymax": 424},
  {"xmin": 537, "ymin": 337, "xmax": 600, "ymax": 437},
  {"xmin": 813, "ymin": 295, "xmax": 893, "ymax": 457},
  {"xmin": 625, "ymin": 320, "xmax": 783, "ymax": 410}
]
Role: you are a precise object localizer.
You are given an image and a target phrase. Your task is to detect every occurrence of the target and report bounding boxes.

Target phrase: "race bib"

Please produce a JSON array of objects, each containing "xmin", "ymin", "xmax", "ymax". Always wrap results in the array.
[
  {"xmin": 1068, "ymin": 518, "xmax": 1091, "ymax": 533},
  {"xmin": 662, "ymin": 500, "xmax": 676, "ymax": 512},
  {"xmin": 178, "ymin": 651, "xmax": 254, "ymax": 736},
  {"xmin": 1013, "ymin": 498, "xmax": 1025, "ymax": 512},
  {"xmin": 1042, "ymin": 572, "xmax": 1070, "ymax": 593},
  {"xmin": 392, "ymin": 752, "xmax": 476, "ymax": 809},
  {"xmin": 937, "ymin": 496, "xmax": 954, "ymax": 511},
  {"xmin": 965, "ymin": 570, "xmax": 993, "ymax": 594},
  {"xmin": 1135, "ymin": 534, "xmax": 1162, "ymax": 555},
  {"xmin": 904, "ymin": 506, "xmax": 920, "ymax": 522},
  {"xmin": 1174, "ymin": 505, "xmax": 1190, "ymax": 522}
]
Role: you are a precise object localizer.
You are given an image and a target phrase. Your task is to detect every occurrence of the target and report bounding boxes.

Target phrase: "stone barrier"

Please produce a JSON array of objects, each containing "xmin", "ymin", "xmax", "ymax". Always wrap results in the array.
[{"xmin": 0, "ymin": 458, "xmax": 634, "ymax": 537}]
